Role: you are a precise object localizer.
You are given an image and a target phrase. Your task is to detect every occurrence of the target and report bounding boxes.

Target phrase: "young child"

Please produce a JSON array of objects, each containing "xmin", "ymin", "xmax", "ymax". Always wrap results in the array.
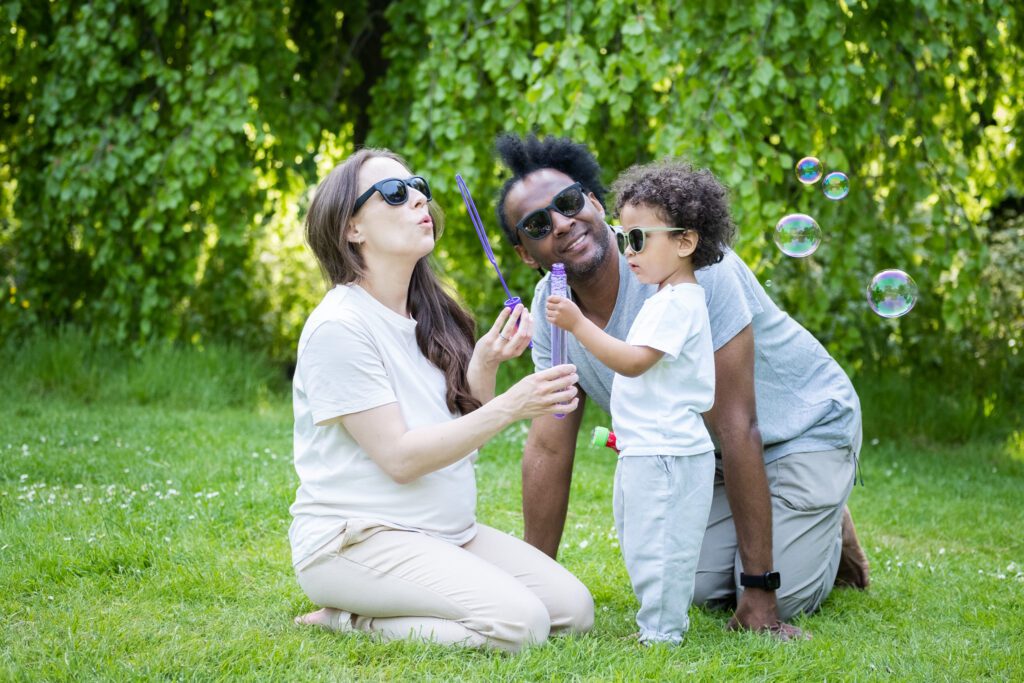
[{"xmin": 546, "ymin": 159, "xmax": 734, "ymax": 645}]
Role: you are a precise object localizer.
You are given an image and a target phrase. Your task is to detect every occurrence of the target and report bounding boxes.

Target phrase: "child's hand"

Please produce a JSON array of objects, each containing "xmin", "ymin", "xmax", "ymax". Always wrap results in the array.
[{"xmin": 546, "ymin": 295, "xmax": 582, "ymax": 333}]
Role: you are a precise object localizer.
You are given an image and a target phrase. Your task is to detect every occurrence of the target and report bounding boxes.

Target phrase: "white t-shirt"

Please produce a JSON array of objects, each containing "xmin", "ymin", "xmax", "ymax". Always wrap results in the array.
[
  {"xmin": 610, "ymin": 283, "xmax": 715, "ymax": 457},
  {"xmin": 288, "ymin": 284, "xmax": 478, "ymax": 567}
]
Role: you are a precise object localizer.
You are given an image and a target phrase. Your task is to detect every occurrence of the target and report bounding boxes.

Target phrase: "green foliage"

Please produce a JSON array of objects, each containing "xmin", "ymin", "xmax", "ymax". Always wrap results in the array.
[
  {"xmin": 2, "ymin": 0, "xmax": 1022, "ymax": 401},
  {"xmin": 368, "ymin": 0, "xmax": 1024, "ymax": 401},
  {"xmin": 0, "ymin": 1, "xmax": 368, "ymax": 360}
]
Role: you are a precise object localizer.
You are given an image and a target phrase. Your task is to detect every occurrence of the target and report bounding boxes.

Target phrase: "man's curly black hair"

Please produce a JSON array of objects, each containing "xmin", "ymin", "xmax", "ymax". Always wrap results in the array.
[
  {"xmin": 494, "ymin": 133, "xmax": 607, "ymax": 245},
  {"xmin": 611, "ymin": 159, "xmax": 736, "ymax": 270}
]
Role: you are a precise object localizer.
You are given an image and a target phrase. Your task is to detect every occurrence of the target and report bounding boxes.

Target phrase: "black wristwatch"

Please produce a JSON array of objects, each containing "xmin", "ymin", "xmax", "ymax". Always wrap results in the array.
[{"xmin": 740, "ymin": 571, "xmax": 782, "ymax": 591}]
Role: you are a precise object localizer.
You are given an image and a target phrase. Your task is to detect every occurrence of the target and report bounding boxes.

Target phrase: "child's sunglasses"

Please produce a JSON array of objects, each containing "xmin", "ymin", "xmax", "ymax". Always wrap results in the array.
[
  {"xmin": 352, "ymin": 176, "xmax": 432, "ymax": 215},
  {"xmin": 514, "ymin": 183, "xmax": 587, "ymax": 241},
  {"xmin": 615, "ymin": 226, "xmax": 687, "ymax": 255}
]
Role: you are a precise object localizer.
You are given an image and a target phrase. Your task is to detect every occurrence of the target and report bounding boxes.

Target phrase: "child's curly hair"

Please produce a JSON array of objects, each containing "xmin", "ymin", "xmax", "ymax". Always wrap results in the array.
[{"xmin": 611, "ymin": 159, "xmax": 736, "ymax": 269}]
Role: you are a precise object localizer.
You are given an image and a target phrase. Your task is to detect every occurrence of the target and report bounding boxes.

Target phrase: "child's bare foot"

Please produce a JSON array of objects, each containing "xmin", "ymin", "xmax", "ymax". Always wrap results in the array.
[
  {"xmin": 834, "ymin": 506, "xmax": 870, "ymax": 589},
  {"xmin": 294, "ymin": 607, "xmax": 354, "ymax": 632}
]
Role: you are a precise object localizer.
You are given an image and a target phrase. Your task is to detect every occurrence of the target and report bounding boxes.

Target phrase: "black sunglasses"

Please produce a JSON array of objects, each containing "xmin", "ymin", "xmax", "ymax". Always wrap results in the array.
[
  {"xmin": 615, "ymin": 226, "xmax": 687, "ymax": 255},
  {"xmin": 352, "ymin": 176, "xmax": 432, "ymax": 215},
  {"xmin": 514, "ymin": 183, "xmax": 587, "ymax": 240}
]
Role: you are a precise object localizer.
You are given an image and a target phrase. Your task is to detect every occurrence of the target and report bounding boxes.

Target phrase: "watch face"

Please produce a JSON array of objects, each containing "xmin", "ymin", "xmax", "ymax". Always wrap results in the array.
[{"xmin": 765, "ymin": 572, "xmax": 781, "ymax": 590}]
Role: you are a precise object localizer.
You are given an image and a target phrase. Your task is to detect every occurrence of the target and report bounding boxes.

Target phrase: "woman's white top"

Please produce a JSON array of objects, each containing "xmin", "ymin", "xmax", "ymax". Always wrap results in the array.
[
  {"xmin": 610, "ymin": 283, "xmax": 716, "ymax": 457},
  {"xmin": 288, "ymin": 284, "xmax": 477, "ymax": 566}
]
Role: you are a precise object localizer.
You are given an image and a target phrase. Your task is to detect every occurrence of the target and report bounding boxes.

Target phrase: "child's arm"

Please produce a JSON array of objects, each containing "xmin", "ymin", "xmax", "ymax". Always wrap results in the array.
[{"xmin": 546, "ymin": 295, "xmax": 663, "ymax": 377}]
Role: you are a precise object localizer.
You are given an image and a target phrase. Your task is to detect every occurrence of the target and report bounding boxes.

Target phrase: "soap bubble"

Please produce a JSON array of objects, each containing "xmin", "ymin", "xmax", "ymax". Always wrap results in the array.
[
  {"xmin": 796, "ymin": 156, "xmax": 824, "ymax": 184},
  {"xmin": 822, "ymin": 171, "xmax": 850, "ymax": 200},
  {"xmin": 773, "ymin": 214, "xmax": 821, "ymax": 257},
  {"xmin": 867, "ymin": 270, "xmax": 918, "ymax": 318}
]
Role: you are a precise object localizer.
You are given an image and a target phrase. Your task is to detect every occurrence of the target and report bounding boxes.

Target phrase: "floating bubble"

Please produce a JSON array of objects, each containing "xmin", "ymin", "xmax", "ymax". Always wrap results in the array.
[
  {"xmin": 773, "ymin": 214, "xmax": 821, "ymax": 258},
  {"xmin": 796, "ymin": 156, "xmax": 824, "ymax": 184},
  {"xmin": 822, "ymin": 171, "xmax": 850, "ymax": 200},
  {"xmin": 867, "ymin": 270, "xmax": 918, "ymax": 318}
]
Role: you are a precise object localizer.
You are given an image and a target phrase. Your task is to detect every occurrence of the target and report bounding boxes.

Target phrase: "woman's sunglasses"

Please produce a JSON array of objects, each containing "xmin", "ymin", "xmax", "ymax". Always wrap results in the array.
[
  {"xmin": 615, "ymin": 226, "xmax": 687, "ymax": 255},
  {"xmin": 515, "ymin": 183, "xmax": 587, "ymax": 240},
  {"xmin": 352, "ymin": 176, "xmax": 432, "ymax": 215}
]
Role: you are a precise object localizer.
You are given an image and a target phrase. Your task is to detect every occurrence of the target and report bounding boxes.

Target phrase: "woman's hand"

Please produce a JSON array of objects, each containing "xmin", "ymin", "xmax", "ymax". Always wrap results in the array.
[
  {"xmin": 546, "ymin": 295, "xmax": 582, "ymax": 334},
  {"xmin": 475, "ymin": 303, "xmax": 533, "ymax": 367},
  {"xmin": 497, "ymin": 364, "xmax": 580, "ymax": 420}
]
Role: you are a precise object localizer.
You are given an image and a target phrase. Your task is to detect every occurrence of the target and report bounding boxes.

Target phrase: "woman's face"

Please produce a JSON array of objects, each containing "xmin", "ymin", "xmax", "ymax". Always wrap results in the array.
[{"xmin": 347, "ymin": 156, "xmax": 435, "ymax": 264}]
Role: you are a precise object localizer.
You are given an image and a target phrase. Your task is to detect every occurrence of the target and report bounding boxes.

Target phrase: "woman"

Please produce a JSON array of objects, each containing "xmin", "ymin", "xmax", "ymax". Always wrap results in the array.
[{"xmin": 290, "ymin": 149, "xmax": 593, "ymax": 652}]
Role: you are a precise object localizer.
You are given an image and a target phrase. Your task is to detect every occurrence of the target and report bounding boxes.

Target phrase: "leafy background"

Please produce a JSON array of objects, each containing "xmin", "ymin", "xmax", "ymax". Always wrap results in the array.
[{"xmin": 2, "ymin": 0, "xmax": 1022, "ymax": 420}]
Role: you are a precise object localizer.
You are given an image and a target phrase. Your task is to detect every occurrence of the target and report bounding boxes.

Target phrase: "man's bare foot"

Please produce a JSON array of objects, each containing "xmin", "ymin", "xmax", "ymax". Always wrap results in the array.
[
  {"xmin": 294, "ymin": 607, "xmax": 354, "ymax": 632},
  {"xmin": 834, "ymin": 506, "xmax": 870, "ymax": 589},
  {"xmin": 726, "ymin": 616, "xmax": 810, "ymax": 641}
]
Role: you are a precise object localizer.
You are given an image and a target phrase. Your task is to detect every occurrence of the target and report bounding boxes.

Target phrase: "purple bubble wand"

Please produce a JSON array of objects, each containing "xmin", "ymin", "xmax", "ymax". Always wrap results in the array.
[{"xmin": 455, "ymin": 173, "xmax": 530, "ymax": 346}]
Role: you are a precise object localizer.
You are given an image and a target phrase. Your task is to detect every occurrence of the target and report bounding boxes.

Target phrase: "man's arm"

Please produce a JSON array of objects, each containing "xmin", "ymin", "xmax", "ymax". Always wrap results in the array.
[
  {"xmin": 705, "ymin": 324, "xmax": 797, "ymax": 634},
  {"xmin": 522, "ymin": 390, "xmax": 588, "ymax": 559}
]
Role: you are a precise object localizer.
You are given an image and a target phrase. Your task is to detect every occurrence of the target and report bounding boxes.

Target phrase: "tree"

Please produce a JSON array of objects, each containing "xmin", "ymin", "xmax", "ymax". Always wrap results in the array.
[{"xmin": 3, "ymin": 0, "xmax": 1022, "ymax": 404}]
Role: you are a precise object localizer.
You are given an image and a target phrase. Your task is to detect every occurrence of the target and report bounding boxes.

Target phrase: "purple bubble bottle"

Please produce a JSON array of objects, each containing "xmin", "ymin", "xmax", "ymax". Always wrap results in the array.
[{"xmin": 550, "ymin": 263, "xmax": 569, "ymax": 418}]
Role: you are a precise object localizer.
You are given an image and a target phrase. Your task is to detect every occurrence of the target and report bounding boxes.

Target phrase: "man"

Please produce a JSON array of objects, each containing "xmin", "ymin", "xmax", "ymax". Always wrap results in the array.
[{"xmin": 494, "ymin": 133, "xmax": 870, "ymax": 639}]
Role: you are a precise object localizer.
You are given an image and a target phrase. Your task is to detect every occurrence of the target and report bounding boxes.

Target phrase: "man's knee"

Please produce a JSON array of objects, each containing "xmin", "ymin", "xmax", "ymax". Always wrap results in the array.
[
  {"xmin": 693, "ymin": 568, "xmax": 735, "ymax": 609},
  {"xmin": 776, "ymin": 586, "xmax": 830, "ymax": 621}
]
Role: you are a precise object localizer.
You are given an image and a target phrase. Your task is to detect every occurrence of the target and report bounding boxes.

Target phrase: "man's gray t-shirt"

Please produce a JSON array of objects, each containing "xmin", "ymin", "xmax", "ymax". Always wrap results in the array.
[{"xmin": 530, "ymin": 249, "xmax": 861, "ymax": 464}]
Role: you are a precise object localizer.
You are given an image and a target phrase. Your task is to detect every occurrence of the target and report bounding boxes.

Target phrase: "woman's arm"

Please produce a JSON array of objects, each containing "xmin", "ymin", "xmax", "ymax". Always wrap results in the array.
[
  {"xmin": 467, "ymin": 304, "xmax": 534, "ymax": 403},
  {"xmin": 547, "ymin": 295, "xmax": 663, "ymax": 377},
  {"xmin": 340, "ymin": 363, "xmax": 578, "ymax": 484}
]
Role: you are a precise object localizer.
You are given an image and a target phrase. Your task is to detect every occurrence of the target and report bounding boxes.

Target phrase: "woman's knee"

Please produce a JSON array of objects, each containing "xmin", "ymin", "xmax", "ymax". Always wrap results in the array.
[
  {"xmin": 551, "ymin": 578, "xmax": 595, "ymax": 634},
  {"xmin": 488, "ymin": 595, "xmax": 551, "ymax": 652}
]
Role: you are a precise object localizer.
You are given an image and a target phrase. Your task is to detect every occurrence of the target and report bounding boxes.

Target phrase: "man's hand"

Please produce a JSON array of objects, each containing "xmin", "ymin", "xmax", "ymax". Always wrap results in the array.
[
  {"xmin": 546, "ymin": 295, "xmax": 582, "ymax": 334},
  {"xmin": 727, "ymin": 589, "xmax": 808, "ymax": 641}
]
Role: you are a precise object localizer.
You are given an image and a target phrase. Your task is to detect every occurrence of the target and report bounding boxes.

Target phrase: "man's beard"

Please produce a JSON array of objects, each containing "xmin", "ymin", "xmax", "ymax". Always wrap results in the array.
[{"xmin": 561, "ymin": 223, "xmax": 612, "ymax": 279}]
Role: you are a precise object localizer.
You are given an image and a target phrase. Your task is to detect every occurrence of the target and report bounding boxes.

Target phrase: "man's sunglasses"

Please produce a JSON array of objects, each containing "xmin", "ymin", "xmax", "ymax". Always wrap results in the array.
[
  {"xmin": 515, "ymin": 183, "xmax": 587, "ymax": 240},
  {"xmin": 352, "ymin": 176, "xmax": 432, "ymax": 215},
  {"xmin": 615, "ymin": 226, "xmax": 687, "ymax": 255}
]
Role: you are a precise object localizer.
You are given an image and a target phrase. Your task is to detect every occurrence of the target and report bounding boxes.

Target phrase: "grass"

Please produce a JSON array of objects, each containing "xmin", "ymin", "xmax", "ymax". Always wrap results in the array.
[{"xmin": 1, "ymin": 335, "xmax": 1022, "ymax": 681}]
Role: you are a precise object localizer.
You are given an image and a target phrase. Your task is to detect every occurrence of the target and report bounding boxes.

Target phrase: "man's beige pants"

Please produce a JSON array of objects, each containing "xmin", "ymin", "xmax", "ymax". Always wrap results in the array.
[{"xmin": 295, "ymin": 522, "xmax": 594, "ymax": 652}]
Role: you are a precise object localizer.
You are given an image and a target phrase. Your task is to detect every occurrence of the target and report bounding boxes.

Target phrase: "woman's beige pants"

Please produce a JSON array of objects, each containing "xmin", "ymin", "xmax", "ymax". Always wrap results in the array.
[{"xmin": 295, "ymin": 522, "xmax": 594, "ymax": 652}]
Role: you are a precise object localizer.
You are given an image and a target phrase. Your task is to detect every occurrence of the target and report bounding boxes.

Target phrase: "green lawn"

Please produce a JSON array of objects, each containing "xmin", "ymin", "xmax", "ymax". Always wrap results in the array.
[{"xmin": 1, "ymin": 342, "xmax": 1022, "ymax": 681}]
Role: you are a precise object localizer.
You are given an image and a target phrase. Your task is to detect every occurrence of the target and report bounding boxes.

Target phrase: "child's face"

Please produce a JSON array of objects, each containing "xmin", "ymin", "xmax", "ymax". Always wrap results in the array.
[{"xmin": 618, "ymin": 203, "xmax": 696, "ymax": 288}]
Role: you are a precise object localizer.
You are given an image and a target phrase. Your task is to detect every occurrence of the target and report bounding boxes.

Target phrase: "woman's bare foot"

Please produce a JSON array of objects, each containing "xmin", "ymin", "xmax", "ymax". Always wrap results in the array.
[
  {"xmin": 834, "ymin": 506, "xmax": 870, "ymax": 589},
  {"xmin": 294, "ymin": 607, "xmax": 353, "ymax": 632}
]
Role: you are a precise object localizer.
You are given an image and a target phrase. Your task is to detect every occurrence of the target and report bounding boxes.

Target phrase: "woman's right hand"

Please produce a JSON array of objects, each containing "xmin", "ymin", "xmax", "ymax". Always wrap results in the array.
[{"xmin": 498, "ymin": 364, "xmax": 580, "ymax": 420}]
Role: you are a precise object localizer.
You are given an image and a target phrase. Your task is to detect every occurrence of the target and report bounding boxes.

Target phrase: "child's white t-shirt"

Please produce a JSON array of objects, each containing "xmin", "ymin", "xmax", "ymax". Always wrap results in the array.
[
  {"xmin": 288, "ymin": 284, "xmax": 477, "ymax": 567},
  {"xmin": 610, "ymin": 283, "xmax": 716, "ymax": 457}
]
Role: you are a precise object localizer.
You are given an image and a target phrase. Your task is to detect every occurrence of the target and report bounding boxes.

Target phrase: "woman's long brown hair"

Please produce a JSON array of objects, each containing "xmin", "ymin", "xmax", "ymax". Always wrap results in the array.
[{"xmin": 305, "ymin": 148, "xmax": 481, "ymax": 416}]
